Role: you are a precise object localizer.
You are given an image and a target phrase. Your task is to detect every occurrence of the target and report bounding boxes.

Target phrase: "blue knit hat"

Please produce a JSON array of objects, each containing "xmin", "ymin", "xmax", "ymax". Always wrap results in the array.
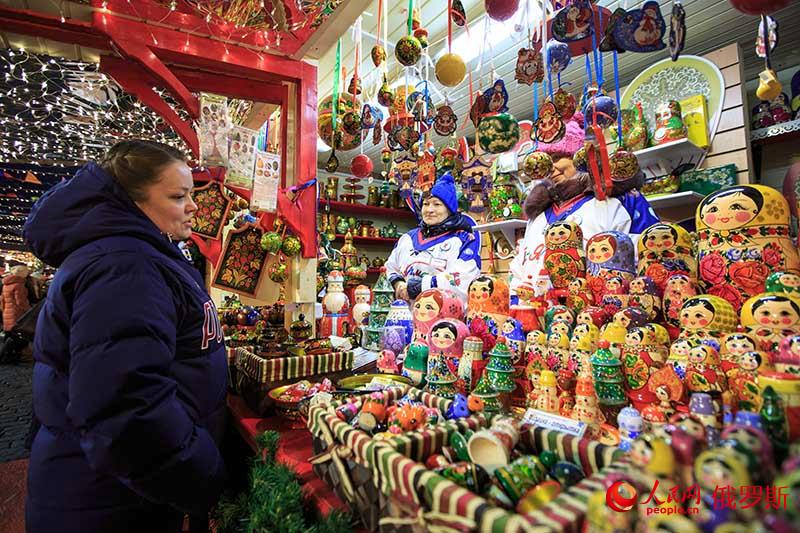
[{"xmin": 430, "ymin": 172, "xmax": 459, "ymax": 214}]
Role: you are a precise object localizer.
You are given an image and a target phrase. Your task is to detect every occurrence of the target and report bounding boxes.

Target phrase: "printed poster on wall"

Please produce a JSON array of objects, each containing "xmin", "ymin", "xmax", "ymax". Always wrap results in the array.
[
  {"xmin": 198, "ymin": 93, "xmax": 231, "ymax": 167},
  {"xmin": 226, "ymin": 125, "xmax": 258, "ymax": 189},
  {"xmin": 251, "ymin": 150, "xmax": 280, "ymax": 212}
]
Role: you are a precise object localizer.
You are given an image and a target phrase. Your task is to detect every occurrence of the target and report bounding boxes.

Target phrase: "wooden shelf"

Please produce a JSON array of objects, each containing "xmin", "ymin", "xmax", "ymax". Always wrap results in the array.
[
  {"xmin": 320, "ymin": 200, "xmax": 416, "ymax": 220},
  {"xmin": 751, "ymin": 118, "xmax": 800, "ymax": 146},
  {"xmin": 634, "ymin": 138, "xmax": 706, "ymax": 178},
  {"xmin": 473, "ymin": 219, "xmax": 527, "ymax": 244},
  {"xmin": 334, "ymin": 234, "xmax": 399, "ymax": 245},
  {"xmin": 646, "ymin": 191, "xmax": 704, "ymax": 223}
]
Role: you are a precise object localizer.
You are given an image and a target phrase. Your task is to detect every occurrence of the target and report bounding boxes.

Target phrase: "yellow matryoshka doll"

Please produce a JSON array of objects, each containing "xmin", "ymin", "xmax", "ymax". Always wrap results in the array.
[
  {"xmin": 638, "ymin": 222, "xmax": 697, "ymax": 291},
  {"xmin": 696, "ymin": 185, "xmax": 800, "ymax": 311},
  {"xmin": 543, "ymin": 221, "xmax": 586, "ymax": 293},
  {"xmin": 678, "ymin": 295, "xmax": 738, "ymax": 341},
  {"xmin": 740, "ymin": 292, "xmax": 800, "ymax": 355},
  {"xmin": 525, "ymin": 330, "xmax": 548, "ymax": 385}
]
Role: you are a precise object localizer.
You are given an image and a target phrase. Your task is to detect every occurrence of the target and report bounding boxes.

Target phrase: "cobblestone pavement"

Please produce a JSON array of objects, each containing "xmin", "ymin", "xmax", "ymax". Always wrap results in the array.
[{"xmin": 0, "ymin": 362, "xmax": 33, "ymax": 463}]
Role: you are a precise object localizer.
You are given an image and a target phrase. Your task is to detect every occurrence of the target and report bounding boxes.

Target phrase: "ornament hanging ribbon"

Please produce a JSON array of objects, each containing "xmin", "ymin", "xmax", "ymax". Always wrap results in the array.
[{"xmin": 331, "ymin": 38, "xmax": 341, "ymax": 149}]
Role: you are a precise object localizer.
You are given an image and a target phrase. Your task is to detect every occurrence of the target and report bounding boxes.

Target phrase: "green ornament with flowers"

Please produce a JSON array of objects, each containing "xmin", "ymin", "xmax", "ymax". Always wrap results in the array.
[
  {"xmin": 485, "ymin": 340, "xmax": 516, "ymax": 394},
  {"xmin": 261, "ymin": 232, "xmax": 283, "ymax": 253},
  {"xmin": 477, "ymin": 113, "xmax": 520, "ymax": 154},
  {"xmin": 590, "ymin": 340, "xmax": 627, "ymax": 406},
  {"xmin": 281, "ymin": 235, "xmax": 302, "ymax": 257}
]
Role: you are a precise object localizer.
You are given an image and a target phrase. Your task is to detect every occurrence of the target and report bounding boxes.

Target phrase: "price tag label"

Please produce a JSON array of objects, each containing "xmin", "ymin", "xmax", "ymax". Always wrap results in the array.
[{"xmin": 521, "ymin": 409, "xmax": 587, "ymax": 438}]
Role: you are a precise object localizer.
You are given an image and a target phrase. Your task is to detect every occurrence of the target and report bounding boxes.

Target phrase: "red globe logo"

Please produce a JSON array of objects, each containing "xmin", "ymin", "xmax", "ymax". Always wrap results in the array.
[{"xmin": 606, "ymin": 480, "xmax": 638, "ymax": 512}]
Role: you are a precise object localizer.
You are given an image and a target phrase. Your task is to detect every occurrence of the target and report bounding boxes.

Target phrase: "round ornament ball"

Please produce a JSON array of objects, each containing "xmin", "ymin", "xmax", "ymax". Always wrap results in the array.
[
  {"xmin": 582, "ymin": 94, "xmax": 618, "ymax": 129},
  {"xmin": 609, "ymin": 150, "xmax": 640, "ymax": 181},
  {"xmin": 523, "ymin": 151, "xmax": 554, "ymax": 180},
  {"xmin": 351, "ymin": 154, "xmax": 374, "ymax": 178},
  {"xmin": 435, "ymin": 53, "xmax": 467, "ymax": 88},
  {"xmin": 261, "ymin": 231, "xmax": 283, "ymax": 253},
  {"xmin": 282, "ymin": 235, "xmax": 302, "ymax": 257},
  {"xmin": 485, "ymin": 0, "xmax": 520, "ymax": 21},
  {"xmin": 477, "ymin": 113, "xmax": 520, "ymax": 154},
  {"xmin": 546, "ymin": 40, "xmax": 571, "ymax": 74},
  {"xmin": 728, "ymin": 0, "xmax": 790, "ymax": 15},
  {"xmin": 269, "ymin": 261, "xmax": 288, "ymax": 283},
  {"xmin": 395, "ymin": 35, "xmax": 422, "ymax": 67},
  {"xmin": 573, "ymin": 144, "xmax": 589, "ymax": 172}
]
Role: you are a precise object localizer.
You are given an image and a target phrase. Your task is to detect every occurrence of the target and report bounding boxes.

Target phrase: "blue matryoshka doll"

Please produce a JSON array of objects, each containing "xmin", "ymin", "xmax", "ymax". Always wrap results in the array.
[{"xmin": 500, "ymin": 317, "xmax": 526, "ymax": 365}]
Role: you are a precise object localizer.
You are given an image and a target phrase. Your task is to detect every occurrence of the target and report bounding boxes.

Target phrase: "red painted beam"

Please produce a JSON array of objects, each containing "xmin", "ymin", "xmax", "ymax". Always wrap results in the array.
[
  {"xmin": 0, "ymin": 5, "xmax": 111, "ymax": 50},
  {"xmin": 172, "ymin": 66, "xmax": 287, "ymax": 104},
  {"xmin": 100, "ymin": 55, "xmax": 199, "ymax": 156}
]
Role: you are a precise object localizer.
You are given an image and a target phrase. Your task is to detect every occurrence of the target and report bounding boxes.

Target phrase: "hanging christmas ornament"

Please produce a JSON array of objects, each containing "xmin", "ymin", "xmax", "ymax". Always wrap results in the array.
[
  {"xmin": 373, "ymin": 121, "xmax": 383, "ymax": 145},
  {"xmin": 485, "ymin": 0, "xmax": 519, "ymax": 21},
  {"xmin": 406, "ymin": 88, "xmax": 436, "ymax": 127},
  {"xmin": 412, "ymin": 8, "xmax": 430, "ymax": 49},
  {"xmin": 515, "ymin": 47, "xmax": 544, "ymax": 85},
  {"xmin": 282, "ymin": 235, "xmax": 302, "ymax": 257},
  {"xmin": 583, "ymin": 93, "xmax": 618, "ymax": 129},
  {"xmin": 729, "ymin": 0, "xmax": 790, "ymax": 15},
  {"xmin": 756, "ymin": 16, "xmax": 778, "ymax": 58},
  {"xmin": 261, "ymin": 231, "xmax": 283, "ymax": 253},
  {"xmin": 361, "ymin": 104, "xmax": 384, "ymax": 130},
  {"xmin": 470, "ymin": 93, "xmax": 488, "ymax": 128},
  {"xmin": 452, "ymin": 0, "xmax": 467, "ymax": 26},
  {"xmin": 378, "ymin": 77, "xmax": 395, "ymax": 108},
  {"xmin": 552, "ymin": 0, "xmax": 594, "ymax": 42},
  {"xmin": 396, "ymin": 35, "xmax": 422, "ymax": 66},
  {"xmin": 611, "ymin": 1, "xmax": 666, "ymax": 53},
  {"xmin": 351, "ymin": 154, "xmax": 374, "ymax": 178},
  {"xmin": 318, "ymin": 96, "xmax": 361, "ymax": 151},
  {"xmin": 434, "ymin": 105, "xmax": 459, "ymax": 136},
  {"xmin": 523, "ymin": 152, "xmax": 554, "ymax": 180},
  {"xmin": 341, "ymin": 110, "xmax": 362, "ymax": 135},
  {"xmin": 482, "ymin": 79, "xmax": 510, "ymax": 113},
  {"xmin": 600, "ymin": 8, "xmax": 627, "ymax": 53},
  {"xmin": 381, "ymin": 146, "xmax": 393, "ymax": 169},
  {"xmin": 325, "ymin": 152, "xmax": 340, "ymax": 173},
  {"xmin": 609, "ymin": 150, "xmax": 640, "ymax": 181},
  {"xmin": 477, "ymin": 113, "xmax": 520, "ymax": 154},
  {"xmin": 347, "ymin": 76, "xmax": 362, "ymax": 95},
  {"xmin": 269, "ymin": 260, "xmax": 288, "ymax": 283},
  {"xmin": 371, "ymin": 45, "xmax": 386, "ymax": 67},
  {"xmin": 669, "ymin": 1, "xmax": 686, "ymax": 61},
  {"xmin": 546, "ymin": 40, "xmax": 572, "ymax": 74},
  {"xmin": 534, "ymin": 102, "xmax": 566, "ymax": 144},
  {"xmin": 436, "ymin": 53, "xmax": 467, "ymax": 87},
  {"xmin": 573, "ymin": 144, "xmax": 589, "ymax": 172},
  {"xmin": 552, "ymin": 88, "xmax": 577, "ymax": 120}
]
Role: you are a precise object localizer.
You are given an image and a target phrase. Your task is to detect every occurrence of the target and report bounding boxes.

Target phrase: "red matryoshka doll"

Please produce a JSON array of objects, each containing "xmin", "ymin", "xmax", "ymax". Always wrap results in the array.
[
  {"xmin": 696, "ymin": 185, "xmax": 800, "ymax": 312},
  {"xmin": 647, "ymin": 365, "xmax": 684, "ymax": 420},
  {"xmin": 600, "ymin": 275, "xmax": 629, "ymax": 316},
  {"xmin": 566, "ymin": 277, "xmax": 593, "ymax": 314},
  {"xmin": 728, "ymin": 351, "xmax": 767, "ymax": 411},
  {"xmin": 427, "ymin": 318, "xmax": 470, "ymax": 378},
  {"xmin": 621, "ymin": 327, "xmax": 660, "ymax": 405},
  {"xmin": 667, "ymin": 336, "xmax": 697, "ymax": 381},
  {"xmin": 543, "ymin": 221, "xmax": 586, "ymax": 293},
  {"xmin": 740, "ymin": 292, "xmax": 800, "ymax": 355},
  {"xmin": 576, "ymin": 306, "xmax": 610, "ymax": 330},
  {"xmin": 719, "ymin": 332, "xmax": 758, "ymax": 379},
  {"xmin": 679, "ymin": 295, "xmax": 738, "ymax": 341},
  {"xmin": 412, "ymin": 288, "xmax": 464, "ymax": 344},
  {"xmin": 662, "ymin": 273, "xmax": 698, "ymax": 339},
  {"xmin": 627, "ymin": 276, "xmax": 662, "ymax": 321},
  {"xmin": 586, "ymin": 231, "xmax": 636, "ymax": 304},
  {"xmin": 637, "ymin": 222, "xmax": 697, "ymax": 290},
  {"xmin": 467, "ymin": 274, "xmax": 510, "ymax": 336},
  {"xmin": 686, "ymin": 344, "xmax": 728, "ymax": 395}
]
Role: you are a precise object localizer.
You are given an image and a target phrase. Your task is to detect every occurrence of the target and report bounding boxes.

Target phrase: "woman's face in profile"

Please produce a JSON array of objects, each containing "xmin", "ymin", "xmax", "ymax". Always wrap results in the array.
[
  {"xmin": 135, "ymin": 161, "xmax": 197, "ymax": 240},
  {"xmin": 421, "ymin": 196, "xmax": 449, "ymax": 226}
]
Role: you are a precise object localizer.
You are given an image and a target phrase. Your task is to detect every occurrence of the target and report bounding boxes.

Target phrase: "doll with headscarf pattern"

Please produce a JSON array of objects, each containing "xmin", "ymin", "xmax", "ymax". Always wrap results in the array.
[
  {"xmin": 627, "ymin": 275, "xmax": 662, "ymax": 321},
  {"xmin": 411, "ymin": 288, "xmax": 464, "ymax": 344},
  {"xmin": 719, "ymin": 332, "xmax": 758, "ymax": 380},
  {"xmin": 637, "ymin": 222, "xmax": 697, "ymax": 291},
  {"xmin": 740, "ymin": 292, "xmax": 800, "ymax": 355},
  {"xmin": 696, "ymin": 185, "xmax": 800, "ymax": 312},
  {"xmin": 427, "ymin": 318, "xmax": 470, "ymax": 381},
  {"xmin": 622, "ymin": 326, "xmax": 663, "ymax": 405},
  {"xmin": 679, "ymin": 295, "xmax": 738, "ymax": 341},
  {"xmin": 543, "ymin": 220, "xmax": 586, "ymax": 291},
  {"xmin": 663, "ymin": 273, "xmax": 698, "ymax": 339},
  {"xmin": 466, "ymin": 274, "xmax": 510, "ymax": 337},
  {"xmin": 586, "ymin": 231, "xmax": 636, "ymax": 304}
]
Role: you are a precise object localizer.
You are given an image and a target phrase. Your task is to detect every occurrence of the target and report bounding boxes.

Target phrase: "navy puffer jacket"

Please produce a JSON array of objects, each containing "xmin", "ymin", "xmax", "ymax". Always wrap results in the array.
[{"xmin": 23, "ymin": 163, "xmax": 227, "ymax": 532}]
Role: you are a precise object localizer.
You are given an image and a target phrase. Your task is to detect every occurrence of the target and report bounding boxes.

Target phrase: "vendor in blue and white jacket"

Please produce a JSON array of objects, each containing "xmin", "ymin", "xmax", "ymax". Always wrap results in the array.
[{"xmin": 386, "ymin": 172, "xmax": 481, "ymax": 304}]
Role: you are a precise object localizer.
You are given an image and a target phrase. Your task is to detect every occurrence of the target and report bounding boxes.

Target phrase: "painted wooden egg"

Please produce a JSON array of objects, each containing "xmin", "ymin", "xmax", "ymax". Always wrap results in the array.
[
  {"xmin": 609, "ymin": 150, "xmax": 640, "ymax": 180},
  {"xmin": 523, "ymin": 151, "xmax": 554, "ymax": 180},
  {"xmin": 546, "ymin": 40, "xmax": 572, "ymax": 74},
  {"xmin": 435, "ymin": 52, "xmax": 467, "ymax": 87},
  {"xmin": 486, "ymin": 0, "xmax": 520, "ymax": 21},
  {"xmin": 371, "ymin": 44, "xmax": 386, "ymax": 67},
  {"xmin": 729, "ymin": 0, "xmax": 790, "ymax": 15},
  {"xmin": 395, "ymin": 35, "xmax": 422, "ymax": 67},
  {"xmin": 351, "ymin": 154, "xmax": 374, "ymax": 178},
  {"xmin": 317, "ymin": 94, "xmax": 361, "ymax": 151},
  {"xmin": 477, "ymin": 113, "xmax": 521, "ymax": 154},
  {"xmin": 377, "ymin": 80, "xmax": 395, "ymax": 109},
  {"xmin": 573, "ymin": 144, "xmax": 589, "ymax": 172},
  {"xmin": 553, "ymin": 88, "xmax": 577, "ymax": 120}
]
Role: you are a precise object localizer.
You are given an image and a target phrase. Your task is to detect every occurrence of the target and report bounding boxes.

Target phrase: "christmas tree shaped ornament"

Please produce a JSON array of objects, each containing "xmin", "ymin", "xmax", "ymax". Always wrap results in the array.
[
  {"xmin": 402, "ymin": 343, "xmax": 429, "ymax": 387},
  {"xmin": 486, "ymin": 339, "xmax": 516, "ymax": 395},
  {"xmin": 760, "ymin": 385, "xmax": 790, "ymax": 465},
  {"xmin": 470, "ymin": 373, "xmax": 501, "ymax": 413},
  {"xmin": 364, "ymin": 267, "xmax": 396, "ymax": 350},
  {"xmin": 426, "ymin": 355, "xmax": 458, "ymax": 399},
  {"xmin": 591, "ymin": 340, "xmax": 628, "ymax": 407}
]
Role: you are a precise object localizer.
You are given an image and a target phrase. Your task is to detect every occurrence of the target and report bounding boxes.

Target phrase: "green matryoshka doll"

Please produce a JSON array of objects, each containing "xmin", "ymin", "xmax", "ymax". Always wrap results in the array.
[{"xmin": 696, "ymin": 185, "xmax": 800, "ymax": 312}]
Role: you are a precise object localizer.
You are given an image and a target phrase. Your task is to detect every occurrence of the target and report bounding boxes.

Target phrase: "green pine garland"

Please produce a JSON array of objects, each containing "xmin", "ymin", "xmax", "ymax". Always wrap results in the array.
[{"xmin": 214, "ymin": 431, "xmax": 353, "ymax": 533}]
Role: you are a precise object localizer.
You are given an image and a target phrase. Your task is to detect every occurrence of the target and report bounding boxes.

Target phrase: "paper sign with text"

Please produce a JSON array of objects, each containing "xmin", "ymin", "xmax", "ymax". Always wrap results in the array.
[{"xmin": 521, "ymin": 409, "xmax": 587, "ymax": 438}]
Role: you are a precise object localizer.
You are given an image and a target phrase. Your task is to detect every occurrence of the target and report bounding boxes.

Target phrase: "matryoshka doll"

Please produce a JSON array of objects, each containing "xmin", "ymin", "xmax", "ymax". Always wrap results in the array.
[
  {"xmin": 693, "ymin": 449, "xmax": 754, "ymax": 527},
  {"xmin": 719, "ymin": 332, "xmax": 758, "ymax": 379},
  {"xmin": 647, "ymin": 365, "xmax": 684, "ymax": 419},
  {"xmin": 411, "ymin": 288, "xmax": 465, "ymax": 344},
  {"xmin": 525, "ymin": 330, "xmax": 548, "ymax": 389},
  {"xmin": 728, "ymin": 351, "xmax": 766, "ymax": 411},
  {"xmin": 719, "ymin": 424, "xmax": 775, "ymax": 486},
  {"xmin": 686, "ymin": 344, "xmax": 728, "ymax": 395},
  {"xmin": 384, "ymin": 300, "xmax": 414, "ymax": 345},
  {"xmin": 566, "ymin": 277, "xmax": 593, "ymax": 314},
  {"xmin": 740, "ymin": 292, "xmax": 800, "ymax": 355},
  {"xmin": 321, "ymin": 270, "xmax": 351, "ymax": 337},
  {"xmin": 662, "ymin": 273, "xmax": 698, "ymax": 339},
  {"xmin": 600, "ymin": 275, "xmax": 629, "ymax": 316},
  {"xmin": 546, "ymin": 330, "xmax": 570, "ymax": 373},
  {"xmin": 351, "ymin": 284, "xmax": 372, "ymax": 326},
  {"xmin": 570, "ymin": 323, "xmax": 599, "ymax": 377},
  {"xmin": 667, "ymin": 336, "xmax": 697, "ymax": 380},
  {"xmin": 644, "ymin": 323, "xmax": 671, "ymax": 365},
  {"xmin": 637, "ymin": 222, "xmax": 697, "ymax": 290},
  {"xmin": 629, "ymin": 435, "xmax": 679, "ymax": 514},
  {"xmin": 466, "ymin": 274, "xmax": 510, "ymax": 336},
  {"xmin": 627, "ymin": 276, "xmax": 662, "ymax": 321},
  {"xmin": 696, "ymin": 185, "xmax": 800, "ymax": 311},
  {"xmin": 571, "ymin": 376, "xmax": 604, "ymax": 431},
  {"xmin": 586, "ymin": 231, "xmax": 636, "ymax": 304},
  {"xmin": 543, "ymin": 305, "xmax": 575, "ymax": 333},
  {"xmin": 427, "ymin": 318, "xmax": 470, "ymax": 380},
  {"xmin": 543, "ymin": 221, "xmax": 586, "ymax": 295},
  {"xmin": 500, "ymin": 317, "xmax": 526, "ymax": 365},
  {"xmin": 576, "ymin": 306, "xmax": 609, "ymax": 330},
  {"xmin": 678, "ymin": 295, "xmax": 738, "ymax": 341},
  {"xmin": 766, "ymin": 271, "xmax": 800, "ymax": 296},
  {"xmin": 776, "ymin": 334, "xmax": 800, "ymax": 375},
  {"xmin": 622, "ymin": 327, "xmax": 660, "ymax": 405},
  {"xmin": 611, "ymin": 307, "xmax": 649, "ymax": 331}
]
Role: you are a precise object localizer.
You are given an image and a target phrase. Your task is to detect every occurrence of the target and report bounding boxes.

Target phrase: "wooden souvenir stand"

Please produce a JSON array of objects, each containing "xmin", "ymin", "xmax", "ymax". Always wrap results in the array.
[{"xmin": 0, "ymin": 0, "xmax": 368, "ymax": 333}]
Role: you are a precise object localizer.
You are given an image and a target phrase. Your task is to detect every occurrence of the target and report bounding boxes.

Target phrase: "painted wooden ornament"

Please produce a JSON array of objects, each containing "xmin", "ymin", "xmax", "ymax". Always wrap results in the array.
[
  {"xmin": 395, "ymin": 35, "xmax": 422, "ymax": 66},
  {"xmin": 582, "ymin": 93, "xmax": 618, "ymax": 128},
  {"xmin": 317, "ymin": 94, "xmax": 361, "ymax": 151},
  {"xmin": 371, "ymin": 44, "xmax": 386, "ymax": 67},
  {"xmin": 341, "ymin": 111, "xmax": 362, "ymax": 136},
  {"xmin": 452, "ymin": 0, "xmax": 467, "ymax": 26},
  {"xmin": 586, "ymin": 231, "xmax": 636, "ymax": 280},
  {"xmin": 766, "ymin": 271, "xmax": 800, "ymax": 295},
  {"xmin": 325, "ymin": 152, "xmax": 339, "ymax": 173},
  {"xmin": 669, "ymin": 1, "xmax": 686, "ymax": 61},
  {"xmin": 728, "ymin": 0, "xmax": 791, "ymax": 15},
  {"xmin": 434, "ymin": 105, "xmax": 458, "ymax": 136},
  {"xmin": 552, "ymin": 88, "xmax": 577, "ymax": 120},
  {"xmin": 523, "ymin": 151, "xmax": 553, "ymax": 180},
  {"xmin": 599, "ymin": 8, "xmax": 628, "ymax": 53},
  {"xmin": 534, "ymin": 102, "xmax": 566, "ymax": 144},
  {"xmin": 435, "ymin": 53, "xmax": 467, "ymax": 88},
  {"xmin": 638, "ymin": 223, "xmax": 697, "ymax": 290},
  {"xmin": 482, "ymin": 79, "xmax": 510, "ymax": 113},
  {"xmin": 485, "ymin": 0, "xmax": 519, "ymax": 21},
  {"xmin": 546, "ymin": 40, "xmax": 571, "ymax": 74},
  {"xmin": 573, "ymin": 143, "xmax": 589, "ymax": 172},
  {"xmin": 662, "ymin": 274, "xmax": 697, "ymax": 337},
  {"xmin": 347, "ymin": 76, "xmax": 362, "ymax": 96},
  {"xmin": 543, "ymin": 221, "xmax": 586, "ymax": 290},
  {"xmin": 552, "ymin": 0, "xmax": 594, "ymax": 42},
  {"xmin": 478, "ymin": 113, "xmax": 520, "ymax": 154},
  {"xmin": 696, "ymin": 185, "xmax": 800, "ymax": 311},
  {"xmin": 611, "ymin": 1, "xmax": 666, "ymax": 53},
  {"xmin": 514, "ymin": 48, "xmax": 544, "ymax": 85},
  {"xmin": 467, "ymin": 274, "xmax": 511, "ymax": 335},
  {"xmin": 679, "ymin": 295, "xmax": 738, "ymax": 340},
  {"xmin": 740, "ymin": 292, "xmax": 800, "ymax": 355},
  {"xmin": 350, "ymin": 154, "xmax": 373, "ymax": 178},
  {"xmin": 627, "ymin": 276, "xmax": 662, "ymax": 321},
  {"xmin": 653, "ymin": 101, "xmax": 688, "ymax": 145},
  {"xmin": 360, "ymin": 104, "xmax": 384, "ymax": 130},
  {"xmin": 377, "ymin": 78, "xmax": 395, "ymax": 108},
  {"xmin": 609, "ymin": 150, "xmax": 640, "ymax": 181}
]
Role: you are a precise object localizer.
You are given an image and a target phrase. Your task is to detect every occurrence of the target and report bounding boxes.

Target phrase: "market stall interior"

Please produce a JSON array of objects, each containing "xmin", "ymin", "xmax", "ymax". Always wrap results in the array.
[{"xmin": 3, "ymin": 0, "xmax": 800, "ymax": 531}]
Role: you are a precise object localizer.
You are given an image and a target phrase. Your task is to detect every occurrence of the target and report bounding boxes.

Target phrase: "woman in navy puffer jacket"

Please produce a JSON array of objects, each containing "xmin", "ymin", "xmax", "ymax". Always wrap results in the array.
[{"xmin": 23, "ymin": 140, "xmax": 227, "ymax": 532}]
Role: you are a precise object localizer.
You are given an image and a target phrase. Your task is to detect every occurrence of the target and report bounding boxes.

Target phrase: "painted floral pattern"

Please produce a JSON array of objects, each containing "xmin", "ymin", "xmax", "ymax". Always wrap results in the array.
[
  {"xmin": 213, "ymin": 226, "xmax": 268, "ymax": 296},
  {"xmin": 191, "ymin": 182, "xmax": 231, "ymax": 240}
]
